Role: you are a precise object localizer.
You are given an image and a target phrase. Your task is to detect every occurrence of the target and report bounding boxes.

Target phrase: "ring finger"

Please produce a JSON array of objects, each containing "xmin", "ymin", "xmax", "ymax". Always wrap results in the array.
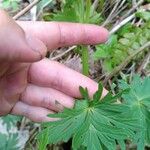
[{"xmin": 21, "ymin": 84, "xmax": 75, "ymax": 112}]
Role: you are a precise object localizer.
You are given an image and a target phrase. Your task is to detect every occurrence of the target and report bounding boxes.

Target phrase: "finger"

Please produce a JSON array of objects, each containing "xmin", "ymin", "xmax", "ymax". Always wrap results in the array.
[
  {"xmin": 0, "ymin": 10, "xmax": 47, "ymax": 62},
  {"xmin": 11, "ymin": 101, "xmax": 55, "ymax": 122},
  {"xmin": 17, "ymin": 21, "xmax": 109, "ymax": 50},
  {"xmin": 21, "ymin": 84, "xmax": 75, "ymax": 112},
  {"xmin": 29, "ymin": 59, "xmax": 108, "ymax": 98}
]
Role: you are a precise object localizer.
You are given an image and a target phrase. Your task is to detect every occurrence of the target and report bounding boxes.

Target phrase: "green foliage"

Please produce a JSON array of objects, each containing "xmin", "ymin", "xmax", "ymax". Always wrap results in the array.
[
  {"xmin": 43, "ymin": 0, "xmax": 103, "ymax": 76},
  {"xmin": 38, "ymin": 82, "xmax": 141, "ymax": 150},
  {"xmin": 43, "ymin": 0, "xmax": 102, "ymax": 24},
  {"xmin": 37, "ymin": 129, "xmax": 49, "ymax": 150},
  {"xmin": 1, "ymin": 115, "xmax": 21, "ymax": 130},
  {"xmin": 120, "ymin": 75, "xmax": 150, "ymax": 149},
  {"xmin": 0, "ymin": 115, "xmax": 21, "ymax": 150},
  {"xmin": 136, "ymin": 11, "xmax": 150, "ymax": 21},
  {"xmin": 0, "ymin": 133, "xmax": 20, "ymax": 150},
  {"xmin": 37, "ymin": 75, "xmax": 150, "ymax": 150},
  {"xmin": 94, "ymin": 20, "xmax": 150, "ymax": 72},
  {"xmin": 0, "ymin": 0, "xmax": 19, "ymax": 11}
]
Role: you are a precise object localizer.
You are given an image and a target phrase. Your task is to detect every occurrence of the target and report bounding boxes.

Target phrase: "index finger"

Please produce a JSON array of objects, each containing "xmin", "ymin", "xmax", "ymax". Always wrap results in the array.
[{"xmin": 17, "ymin": 22, "xmax": 109, "ymax": 50}]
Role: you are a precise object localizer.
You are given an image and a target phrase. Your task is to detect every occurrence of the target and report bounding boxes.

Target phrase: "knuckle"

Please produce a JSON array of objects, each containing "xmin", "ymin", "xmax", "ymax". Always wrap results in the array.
[
  {"xmin": 81, "ymin": 25, "xmax": 90, "ymax": 44},
  {"xmin": 56, "ymin": 23, "xmax": 66, "ymax": 45}
]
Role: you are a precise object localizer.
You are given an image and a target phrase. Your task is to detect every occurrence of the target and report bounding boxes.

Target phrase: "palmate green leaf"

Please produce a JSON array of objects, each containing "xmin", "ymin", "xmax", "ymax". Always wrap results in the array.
[
  {"xmin": 0, "ymin": 133, "xmax": 20, "ymax": 150},
  {"xmin": 120, "ymin": 75, "xmax": 150, "ymax": 149},
  {"xmin": 93, "ymin": 83, "xmax": 103, "ymax": 103},
  {"xmin": 44, "ymin": 0, "xmax": 102, "ymax": 24},
  {"xmin": 0, "ymin": 0, "xmax": 19, "ymax": 11},
  {"xmin": 52, "ymin": 7, "xmax": 79, "ymax": 22},
  {"xmin": 79, "ymin": 86, "xmax": 90, "ymax": 100},
  {"xmin": 38, "ymin": 83, "xmax": 139, "ymax": 150},
  {"xmin": 136, "ymin": 11, "xmax": 150, "ymax": 21},
  {"xmin": 1, "ymin": 115, "xmax": 21, "ymax": 130},
  {"xmin": 37, "ymin": 127, "xmax": 50, "ymax": 150}
]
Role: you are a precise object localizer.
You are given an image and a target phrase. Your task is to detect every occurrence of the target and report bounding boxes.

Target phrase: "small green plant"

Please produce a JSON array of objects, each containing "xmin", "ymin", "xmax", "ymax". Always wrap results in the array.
[
  {"xmin": 36, "ymin": 1, "xmax": 150, "ymax": 149},
  {"xmin": 37, "ymin": 75, "xmax": 150, "ymax": 150},
  {"xmin": 43, "ymin": 0, "xmax": 102, "ymax": 76},
  {"xmin": 94, "ymin": 11, "xmax": 150, "ymax": 73}
]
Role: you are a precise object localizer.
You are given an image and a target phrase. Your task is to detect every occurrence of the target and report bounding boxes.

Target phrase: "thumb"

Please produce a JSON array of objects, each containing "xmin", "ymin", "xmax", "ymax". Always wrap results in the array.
[{"xmin": 0, "ymin": 10, "xmax": 47, "ymax": 62}]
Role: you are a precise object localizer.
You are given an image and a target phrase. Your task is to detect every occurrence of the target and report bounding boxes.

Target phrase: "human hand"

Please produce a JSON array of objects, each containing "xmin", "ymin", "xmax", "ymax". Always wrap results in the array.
[{"xmin": 0, "ymin": 10, "xmax": 108, "ymax": 122}]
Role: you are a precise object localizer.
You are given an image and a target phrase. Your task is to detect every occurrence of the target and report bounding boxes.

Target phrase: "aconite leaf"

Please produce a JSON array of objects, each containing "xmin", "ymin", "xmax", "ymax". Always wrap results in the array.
[
  {"xmin": 120, "ymin": 75, "xmax": 150, "ymax": 149},
  {"xmin": 38, "ymin": 83, "xmax": 139, "ymax": 150}
]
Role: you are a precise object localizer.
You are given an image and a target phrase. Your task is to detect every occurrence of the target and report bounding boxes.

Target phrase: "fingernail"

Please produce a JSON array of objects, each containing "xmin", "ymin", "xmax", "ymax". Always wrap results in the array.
[{"xmin": 26, "ymin": 36, "xmax": 47, "ymax": 59}]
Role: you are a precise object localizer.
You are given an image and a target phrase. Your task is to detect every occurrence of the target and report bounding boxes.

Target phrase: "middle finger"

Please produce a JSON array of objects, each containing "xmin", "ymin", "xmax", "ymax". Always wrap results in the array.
[{"xmin": 29, "ymin": 58, "xmax": 108, "ymax": 98}]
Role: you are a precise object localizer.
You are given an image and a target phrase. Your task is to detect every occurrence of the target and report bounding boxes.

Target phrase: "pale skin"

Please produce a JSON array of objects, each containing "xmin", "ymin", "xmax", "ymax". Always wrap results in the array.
[{"xmin": 0, "ymin": 10, "xmax": 108, "ymax": 122}]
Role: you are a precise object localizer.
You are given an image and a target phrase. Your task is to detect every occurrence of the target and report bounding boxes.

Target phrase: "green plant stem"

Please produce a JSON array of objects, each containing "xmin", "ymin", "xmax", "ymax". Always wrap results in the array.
[
  {"xmin": 81, "ymin": 46, "xmax": 89, "ymax": 76},
  {"xmin": 80, "ymin": 0, "xmax": 91, "ymax": 76},
  {"xmin": 78, "ymin": 0, "xmax": 84, "ymax": 22},
  {"xmin": 85, "ymin": 0, "xmax": 91, "ymax": 23}
]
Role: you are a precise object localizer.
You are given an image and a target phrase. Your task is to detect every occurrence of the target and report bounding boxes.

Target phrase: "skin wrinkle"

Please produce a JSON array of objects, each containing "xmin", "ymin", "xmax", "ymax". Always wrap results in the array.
[
  {"xmin": 82, "ymin": 25, "xmax": 90, "ymax": 44},
  {"xmin": 27, "ymin": 65, "xmax": 32, "ymax": 83},
  {"xmin": 0, "ymin": 97, "xmax": 11, "ymax": 116},
  {"xmin": 70, "ymin": 23, "xmax": 84, "ymax": 45},
  {"xmin": 33, "ymin": 50, "xmax": 43, "ymax": 60},
  {"xmin": 20, "ymin": 84, "xmax": 29, "ymax": 104},
  {"xmin": 3, "ymin": 66, "xmax": 28, "ymax": 96},
  {"xmin": 7, "ymin": 102, "xmax": 16, "ymax": 116},
  {"xmin": 57, "ymin": 23, "xmax": 64, "ymax": 46},
  {"xmin": 47, "ymin": 22, "xmax": 87, "ymax": 47}
]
